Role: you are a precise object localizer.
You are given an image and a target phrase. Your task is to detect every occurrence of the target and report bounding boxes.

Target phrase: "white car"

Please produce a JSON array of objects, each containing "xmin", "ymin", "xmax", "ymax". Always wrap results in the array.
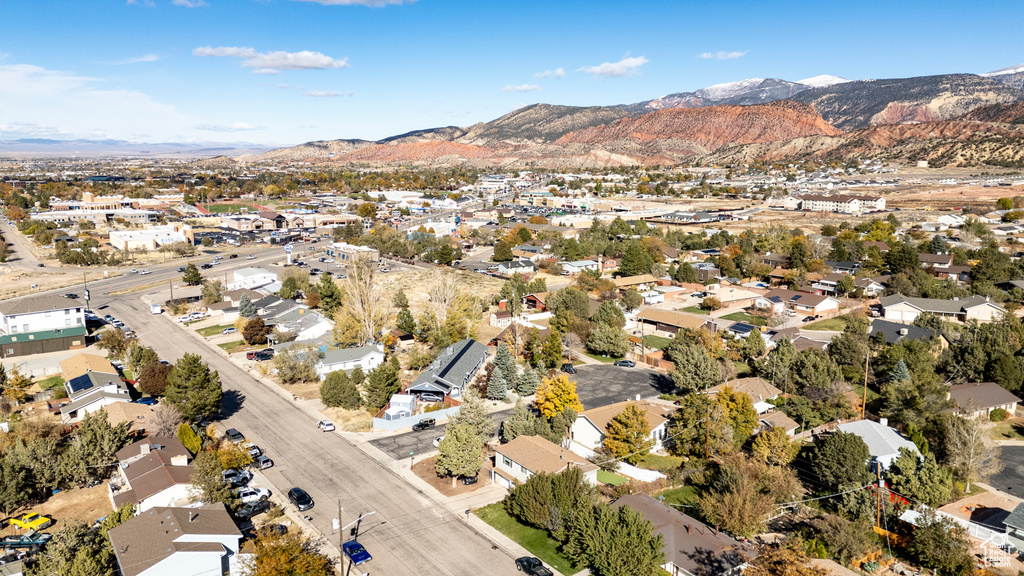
[
  {"xmin": 188, "ymin": 312, "xmax": 206, "ymax": 320},
  {"xmin": 177, "ymin": 315, "xmax": 190, "ymax": 323},
  {"xmin": 138, "ymin": 270, "xmax": 151, "ymax": 275},
  {"xmin": 237, "ymin": 487, "xmax": 271, "ymax": 504},
  {"xmin": 246, "ymin": 255, "xmax": 257, "ymax": 260},
  {"xmin": 317, "ymin": 420, "xmax": 336, "ymax": 432},
  {"xmin": 432, "ymin": 435, "xmax": 445, "ymax": 448}
]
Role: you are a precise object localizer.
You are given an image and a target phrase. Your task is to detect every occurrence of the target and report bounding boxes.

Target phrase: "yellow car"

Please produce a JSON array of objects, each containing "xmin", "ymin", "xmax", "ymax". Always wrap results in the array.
[{"xmin": 9, "ymin": 512, "xmax": 54, "ymax": 531}]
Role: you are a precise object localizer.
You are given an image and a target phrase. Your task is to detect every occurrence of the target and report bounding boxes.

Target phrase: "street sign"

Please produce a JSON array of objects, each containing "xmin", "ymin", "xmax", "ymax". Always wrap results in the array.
[{"xmin": 285, "ymin": 244, "xmax": 293, "ymax": 252}]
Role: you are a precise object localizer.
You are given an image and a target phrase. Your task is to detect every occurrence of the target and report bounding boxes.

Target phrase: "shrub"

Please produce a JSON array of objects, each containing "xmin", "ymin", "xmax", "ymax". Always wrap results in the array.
[
  {"xmin": 990, "ymin": 408, "xmax": 1008, "ymax": 422},
  {"xmin": 178, "ymin": 422, "xmax": 202, "ymax": 455}
]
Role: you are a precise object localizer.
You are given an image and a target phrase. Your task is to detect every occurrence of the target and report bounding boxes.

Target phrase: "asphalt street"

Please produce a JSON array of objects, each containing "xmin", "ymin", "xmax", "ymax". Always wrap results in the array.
[
  {"xmin": 75, "ymin": 255, "xmax": 523, "ymax": 575},
  {"xmin": 989, "ymin": 445, "xmax": 1024, "ymax": 499},
  {"xmin": 0, "ymin": 217, "xmax": 44, "ymax": 270},
  {"xmin": 371, "ymin": 364, "xmax": 671, "ymax": 461}
]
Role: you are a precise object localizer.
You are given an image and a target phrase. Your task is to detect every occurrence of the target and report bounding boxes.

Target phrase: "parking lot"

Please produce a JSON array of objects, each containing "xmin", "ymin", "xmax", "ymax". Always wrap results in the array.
[
  {"xmin": 369, "ymin": 364, "xmax": 672, "ymax": 460},
  {"xmin": 989, "ymin": 445, "xmax": 1024, "ymax": 498}
]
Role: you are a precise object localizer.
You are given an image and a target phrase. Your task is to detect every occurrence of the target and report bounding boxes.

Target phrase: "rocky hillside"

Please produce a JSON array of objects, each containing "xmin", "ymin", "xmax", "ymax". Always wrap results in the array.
[
  {"xmin": 958, "ymin": 101, "xmax": 1024, "ymax": 124},
  {"xmin": 624, "ymin": 78, "xmax": 810, "ymax": 113},
  {"xmin": 454, "ymin": 104, "xmax": 635, "ymax": 146},
  {"xmin": 789, "ymin": 74, "xmax": 1023, "ymax": 130},
  {"xmin": 255, "ymin": 138, "xmax": 371, "ymax": 161}
]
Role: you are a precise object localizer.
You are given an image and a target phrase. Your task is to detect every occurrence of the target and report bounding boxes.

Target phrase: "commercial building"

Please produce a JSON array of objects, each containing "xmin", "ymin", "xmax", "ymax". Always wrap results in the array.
[{"xmin": 109, "ymin": 223, "xmax": 194, "ymax": 251}]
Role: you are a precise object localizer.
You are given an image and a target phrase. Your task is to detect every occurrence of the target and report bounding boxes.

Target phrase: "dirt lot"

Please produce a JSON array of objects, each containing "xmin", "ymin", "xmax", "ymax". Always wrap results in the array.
[
  {"xmin": 1, "ymin": 484, "xmax": 111, "ymax": 537},
  {"xmin": 0, "ymin": 266, "xmax": 115, "ymax": 301},
  {"xmin": 411, "ymin": 453, "xmax": 495, "ymax": 497},
  {"xmin": 381, "ymin": 267, "xmax": 504, "ymax": 317}
]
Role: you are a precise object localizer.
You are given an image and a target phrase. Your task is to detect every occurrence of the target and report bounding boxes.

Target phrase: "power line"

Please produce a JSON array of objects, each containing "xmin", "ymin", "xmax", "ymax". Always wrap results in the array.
[{"xmin": 774, "ymin": 483, "xmax": 875, "ymax": 509}]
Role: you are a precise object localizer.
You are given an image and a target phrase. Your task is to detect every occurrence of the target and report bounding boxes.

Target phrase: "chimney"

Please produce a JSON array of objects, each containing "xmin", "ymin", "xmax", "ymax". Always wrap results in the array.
[
  {"xmin": 879, "ymin": 417, "xmax": 888, "ymax": 427},
  {"xmin": 171, "ymin": 454, "xmax": 189, "ymax": 467},
  {"xmin": 140, "ymin": 443, "xmax": 151, "ymax": 455},
  {"xmin": 899, "ymin": 328, "xmax": 908, "ymax": 336}
]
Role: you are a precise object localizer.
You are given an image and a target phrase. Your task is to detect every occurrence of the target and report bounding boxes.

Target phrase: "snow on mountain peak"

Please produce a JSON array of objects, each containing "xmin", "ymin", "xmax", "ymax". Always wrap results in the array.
[
  {"xmin": 982, "ymin": 63, "xmax": 1024, "ymax": 77},
  {"xmin": 694, "ymin": 78, "xmax": 766, "ymax": 100},
  {"xmin": 798, "ymin": 74, "xmax": 851, "ymax": 88}
]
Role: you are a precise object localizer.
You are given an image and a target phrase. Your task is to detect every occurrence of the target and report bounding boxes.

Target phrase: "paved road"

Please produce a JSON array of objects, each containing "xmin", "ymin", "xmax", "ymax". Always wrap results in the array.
[
  {"xmin": 89, "ymin": 280, "xmax": 521, "ymax": 576},
  {"xmin": 989, "ymin": 445, "xmax": 1024, "ymax": 499},
  {"xmin": 0, "ymin": 217, "xmax": 44, "ymax": 270},
  {"xmin": 371, "ymin": 364, "xmax": 671, "ymax": 461}
]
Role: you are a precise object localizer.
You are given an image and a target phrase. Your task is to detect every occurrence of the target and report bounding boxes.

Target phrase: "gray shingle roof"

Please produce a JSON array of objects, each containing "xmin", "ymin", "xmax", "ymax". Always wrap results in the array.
[
  {"xmin": 949, "ymin": 382, "xmax": 1021, "ymax": 411},
  {"xmin": 878, "ymin": 294, "xmax": 1004, "ymax": 314},
  {"xmin": 0, "ymin": 294, "xmax": 82, "ymax": 316},
  {"xmin": 837, "ymin": 420, "xmax": 919, "ymax": 459},
  {"xmin": 320, "ymin": 344, "xmax": 382, "ymax": 365},
  {"xmin": 868, "ymin": 319, "xmax": 935, "ymax": 343},
  {"xmin": 407, "ymin": 339, "xmax": 488, "ymax": 395}
]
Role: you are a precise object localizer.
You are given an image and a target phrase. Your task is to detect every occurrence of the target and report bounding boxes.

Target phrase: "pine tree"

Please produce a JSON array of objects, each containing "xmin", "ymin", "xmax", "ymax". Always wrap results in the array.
[
  {"xmin": 164, "ymin": 353, "xmax": 224, "ymax": 421},
  {"xmin": 517, "ymin": 367, "xmax": 540, "ymax": 396},
  {"xmin": 238, "ymin": 294, "xmax": 256, "ymax": 318},
  {"xmin": 890, "ymin": 358, "xmax": 911, "ymax": 383},
  {"xmin": 395, "ymin": 307, "xmax": 416, "ymax": 334},
  {"xmin": 435, "ymin": 416, "xmax": 483, "ymax": 486},
  {"xmin": 182, "ymin": 263, "xmax": 203, "ymax": 286},
  {"xmin": 674, "ymin": 262, "xmax": 697, "ymax": 283},
  {"xmin": 487, "ymin": 368, "xmax": 508, "ymax": 401},
  {"xmin": 603, "ymin": 405, "xmax": 654, "ymax": 464},
  {"xmin": 544, "ymin": 330, "xmax": 563, "ymax": 368},
  {"xmin": 363, "ymin": 359, "xmax": 400, "ymax": 413},
  {"xmin": 619, "ymin": 241, "xmax": 654, "ymax": 277},
  {"xmin": 493, "ymin": 342, "xmax": 517, "ymax": 381},
  {"xmin": 449, "ymin": 390, "xmax": 495, "ymax": 442},
  {"xmin": 501, "ymin": 399, "xmax": 543, "ymax": 442},
  {"xmin": 317, "ymin": 273, "xmax": 342, "ymax": 317}
]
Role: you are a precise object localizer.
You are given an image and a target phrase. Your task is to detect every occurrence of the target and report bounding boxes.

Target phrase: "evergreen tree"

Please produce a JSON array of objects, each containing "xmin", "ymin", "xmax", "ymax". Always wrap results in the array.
[
  {"xmin": 501, "ymin": 399, "xmax": 543, "ymax": 442},
  {"xmin": 487, "ymin": 369, "xmax": 508, "ymax": 401},
  {"xmin": 811, "ymin": 431, "xmax": 873, "ymax": 492},
  {"xmin": 591, "ymin": 300, "xmax": 626, "ymax": 329},
  {"xmin": 363, "ymin": 358, "xmax": 400, "ymax": 413},
  {"xmin": 621, "ymin": 289, "xmax": 643, "ymax": 312},
  {"xmin": 0, "ymin": 454, "xmax": 31, "ymax": 514},
  {"xmin": 742, "ymin": 330, "xmax": 767, "ymax": 360},
  {"xmin": 890, "ymin": 358, "xmax": 911, "ymax": 383},
  {"xmin": 164, "ymin": 353, "xmax": 224, "ymax": 421},
  {"xmin": 238, "ymin": 294, "xmax": 256, "ymax": 318},
  {"xmin": 587, "ymin": 323, "xmax": 629, "ymax": 358},
  {"xmin": 395, "ymin": 307, "xmax": 416, "ymax": 334},
  {"xmin": 64, "ymin": 409, "xmax": 131, "ymax": 485},
  {"xmin": 317, "ymin": 273, "xmax": 342, "ymax": 317},
  {"xmin": 544, "ymin": 330, "xmax": 563, "ymax": 368},
  {"xmin": 885, "ymin": 447, "xmax": 953, "ymax": 507},
  {"xmin": 493, "ymin": 342, "xmax": 517, "ymax": 382},
  {"xmin": 435, "ymin": 414, "xmax": 484, "ymax": 486},
  {"xmin": 603, "ymin": 405, "xmax": 654, "ymax": 464},
  {"xmin": 619, "ymin": 241, "xmax": 654, "ymax": 277},
  {"xmin": 674, "ymin": 262, "xmax": 697, "ymax": 283},
  {"xmin": 449, "ymin": 389, "xmax": 495, "ymax": 442},
  {"xmin": 182, "ymin": 263, "xmax": 203, "ymax": 286},
  {"xmin": 278, "ymin": 276, "xmax": 299, "ymax": 300},
  {"xmin": 517, "ymin": 367, "xmax": 540, "ymax": 396},
  {"xmin": 565, "ymin": 502, "xmax": 665, "ymax": 576},
  {"xmin": 393, "ymin": 290, "xmax": 410, "ymax": 309},
  {"xmin": 321, "ymin": 370, "xmax": 363, "ymax": 409},
  {"xmin": 665, "ymin": 340, "xmax": 720, "ymax": 394},
  {"xmin": 493, "ymin": 240, "xmax": 514, "ymax": 262}
]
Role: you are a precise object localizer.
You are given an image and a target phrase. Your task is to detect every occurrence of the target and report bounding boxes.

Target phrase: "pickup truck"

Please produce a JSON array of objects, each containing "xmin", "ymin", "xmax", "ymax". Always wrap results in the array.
[
  {"xmin": 0, "ymin": 530, "xmax": 53, "ymax": 550},
  {"xmin": 7, "ymin": 512, "xmax": 53, "ymax": 531},
  {"xmin": 515, "ymin": 557, "xmax": 553, "ymax": 576}
]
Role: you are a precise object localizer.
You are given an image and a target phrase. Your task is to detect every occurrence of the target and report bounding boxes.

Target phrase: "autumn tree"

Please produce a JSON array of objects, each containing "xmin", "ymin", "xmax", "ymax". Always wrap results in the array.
[
  {"xmin": 96, "ymin": 328, "xmax": 135, "ymax": 359},
  {"xmin": 149, "ymin": 404, "xmax": 182, "ymax": 436},
  {"xmin": 745, "ymin": 542, "xmax": 829, "ymax": 576},
  {"xmin": 946, "ymin": 413, "xmax": 1002, "ymax": 492},
  {"xmin": 334, "ymin": 256, "xmax": 391, "ymax": 346},
  {"xmin": 698, "ymin": 454, "xmax": 802, "ymax": 537},
  {"xmin": 201, "ymin": 280, "xmax": 223, "ymax": 305},
  {"xmin": 535, "ymin": 373, "xmax": 583, "ymax": 419},
  {"xmin": 242, "ymin": 316, "xmax": 271, "ymax": 345},
  {"xmin": 242, "ymin": 529, "xmax": 333, "ymax": 576},
  {"xmin": 603, "ymin": 405, "xmax": 654, "ymax": 465},
  {"xmin": 751, "ymin": 426, "xmax": 799, "ymax": 466}
]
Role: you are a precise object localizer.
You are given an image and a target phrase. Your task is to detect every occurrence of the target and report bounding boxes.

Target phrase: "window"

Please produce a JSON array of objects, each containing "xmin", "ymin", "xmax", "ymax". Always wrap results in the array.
[
  {"xmin": 45, "ymin": 311, "xmax": 51, "ymax": 317},
  {"xmin": 502, "ymin": 456, "xmax": 511, "ymax": 468},
  {"xmin": 520, "ymin": 465, "xmax": 529, "ymax": 474},
  {"xmin": 65, "ymin": 309, "xmax": 70, "ymax": 315},
  {"xmin": 65, "ymin": 319, "xmax": 72, "ymax": 327},
  {"xmin": 10, "ymin": 325, "xmax": 16, "ymax": 333},
  {"xmin": 22, "ymin": 324, "xmax": 28, "ymax": 332}
]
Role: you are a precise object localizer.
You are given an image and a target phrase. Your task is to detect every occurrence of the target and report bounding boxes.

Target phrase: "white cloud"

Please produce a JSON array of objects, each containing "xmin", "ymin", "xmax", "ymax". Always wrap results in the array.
[
  {"xmin": 172, "ymin": 0, "xmax": 208, "ymax": 6},
  {"xmin": 305, "ymin": 90, "xmax": 353, "ymax": 97},
  {"xmin": 579, "ymin": 56, "xmax": 648, "ymax": 78},
  {"xmin": 697, "ymin": 51, "xmax": 747, "ymax": 60},
  {"xmin": 105, "ymin": 54, "xmax": 160, "ymax": 65},
  {"xmin": 0, "ymin": 63, "xmax": 196, "ymax": 141},
  {"xmin": 533, "ymin": 67, "xmax": 564, "ymax": 79},
  {"xmin": 290, "ymin": 0, "xmax": 414, "ymax": 6},
  {"xmin": 195, "ymin": 122, "xmax": 261, "ymax": 132},
  {"xmin": 502, "ymin": 84, "xmax": 542, "ymax": 93},
  {"xmin": 193, "ymin": 46, "xmax": 349, "ymax": 73}
]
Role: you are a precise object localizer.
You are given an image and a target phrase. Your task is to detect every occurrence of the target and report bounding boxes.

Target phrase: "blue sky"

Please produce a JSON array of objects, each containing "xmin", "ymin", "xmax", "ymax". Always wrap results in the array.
[{"xmin": 1, "ymin": 0, "xmax": 1022, "ymax": 146}]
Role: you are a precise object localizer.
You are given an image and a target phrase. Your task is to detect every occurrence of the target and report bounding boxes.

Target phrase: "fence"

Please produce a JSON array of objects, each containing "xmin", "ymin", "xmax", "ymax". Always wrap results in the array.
[
  {"xmin": 566, "ymin": 441, "xmax": 667, "ymax": 483},
  {"xmin": 372, "ymin": 406, "xmax": 461, "ymax": 431}
]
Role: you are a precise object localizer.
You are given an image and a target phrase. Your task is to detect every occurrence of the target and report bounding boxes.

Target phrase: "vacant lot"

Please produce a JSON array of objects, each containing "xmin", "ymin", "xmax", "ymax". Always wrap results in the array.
[{"xmin": 1, "ymin": 484, "xmax": 111, "ymax": 537}]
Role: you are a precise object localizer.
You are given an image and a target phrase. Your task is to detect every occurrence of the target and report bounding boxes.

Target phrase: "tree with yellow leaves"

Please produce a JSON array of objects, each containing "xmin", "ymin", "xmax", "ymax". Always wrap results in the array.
[{"xmin": 534, "ymin": 373, "xmax": 583, "ymax": 419}]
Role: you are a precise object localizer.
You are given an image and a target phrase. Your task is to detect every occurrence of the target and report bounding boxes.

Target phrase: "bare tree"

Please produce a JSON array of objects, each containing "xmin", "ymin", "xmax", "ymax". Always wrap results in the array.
[
  {"xmin": 947, "ymin": 412, "xmax": 1002, "ymax": 492},
  {"xmin": 337, "ymin": 256, "xmax": 392, "ymax": 345},
  {"xmin": 149, "ymin": 403, "xmax": 183, "ymax": 437},
  {"xmin": 426, "ymin": 268, "xmax": 461, "ymax": 327},
  {"xmin": 562, "ymin": 332, "xmax": 583, "ymax": 361}
]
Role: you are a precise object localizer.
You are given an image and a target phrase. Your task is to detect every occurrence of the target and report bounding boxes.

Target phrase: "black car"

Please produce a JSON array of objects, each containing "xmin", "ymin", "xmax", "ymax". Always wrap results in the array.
[
  {"xmin": 225, "ymin": 428, "xmax": 244, "ymax": 443},
  {"xmin": 412, "ymin": 418, "xmax": 436, "ymax": 432},
  {"xmin": 460, "ymin": 475, "xmax": 479, "ymax": 485},
  {"xmin": 515, "ymin": 557, "xmax": 553, "ymax": 576},
  {"xmin": 177, "ymin": 267, "xmax": 187, "ymax": 272},
  {"xmin": 560, "ymin": 363, "xmax": 577, "ymax": 374},
  {"xmin": 253, "ymin": 349, "xmax": 274, "ymax": 361},
  {"xmin": 288, "ymin": 487, "xmax": 314, "ymax": 511},
  {"xmin": 200, "ymin": 263, "xmax": 213, "ymax": 269},
  {"xmin": 235, "ymin": 499, "xmax": 271, "ymax": 520},
  {"xmin": 242, "ymin": 523, "xmax": 287, "ymax": 540},
  {"xmin": 229, "ymin": 254, "xmax": 238, "ymax": 259},
  {"xmin": 64, "ymin": 293, "xmax": 78, "ymax": 299}
]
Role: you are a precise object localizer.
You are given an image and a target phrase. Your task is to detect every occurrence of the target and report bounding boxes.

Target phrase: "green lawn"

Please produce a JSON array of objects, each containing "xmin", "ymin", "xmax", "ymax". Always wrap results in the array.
[
  {"xmin": 197, "ymin": 324, "xmax": 234, "ymax": 337},
  {"xmin": 852, "ymin": 384, "xmax": 881, "ymax": 403},
  {"xmin": 732, "ymin": 360, "xmax": 753, "ymax": 378},
  {"xmin": 597, "ymin": 470, "xmax": 629, "ymax": 486},
  {"xmin": 803, "ymin": 316, "xmax": 851, "ymax": 331},
  {"xmin": 991, "ymin": 418, "xmax": 1024, "ymax": 441},
  {"xmin": 636, "ymin": 454, "xmax": 684, "ymax": 473},
  {"xmin": 36, "ymin": 375, "xmax": 65, "ymax": 391},
  {"xmin": 720, "ymin": 311, "xmax": 767, "ymax": 326},
  {"xmin": 218, "ymin": 340, "xmax": 249, "ymax": 354},
  {"xmin": 585, "ymin": 353, "xmax": 623, "ymax": 364},
  {"xmin": 203, "ymin": 203, "xmax": 264, "ymax": 214},
  {"xmin": 658, "ymin": 485, "xmax": 702, "ymax": 509},
  {"xmin": 642, "ymin": 335, "xmax": 673, "ymax": 350},
  {"xmin": 475, "ymin": 504, "xmax": 582, "ymax": 575},
  {"xmin": 682, "ymin": 306, "xmax": 710, "ymax": 315}
]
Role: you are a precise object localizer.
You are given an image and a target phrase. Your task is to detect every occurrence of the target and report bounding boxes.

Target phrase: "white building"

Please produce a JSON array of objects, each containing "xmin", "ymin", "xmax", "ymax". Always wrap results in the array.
[
  {"xmin": 60, "ymin": 371, "xmax": 132, "ymax": 424},
  {"xmin": 836, "ymin": 419, "xmax": 919, "ymax": 471},
  {"xmin": 562, "ymin": 260, "xmax": 601, "ymax": 275},
  {"xmin": 109, "ymin": 224, "xmax": 194, "ymax": 251},
  {"xmin": 570, "ymin": 400, "xmax": 674, "ymax": 455},
  {"xmin": 492, "ymin": 435, "xmax": 598, "ymax": 489},
  {"xmin": 315, "ymin": 344, "xmax": 386, "ymax": 380},
  {"xmin": 110, "ymin": 437, "xmax": 196, "ymax": 512},
  {"xmin": 783, "ymin": 194, "xmax": 886, "ymax": 213},
  {"xmin": 226, "ymin": 267, "xmax": 278, "ymax": 291},
  {"xmin": 109, "ymin": 503, "xmax": 246, "ymax": 576},
  {"xmin": 0, "ymin": 294, "xmax": 85, "ymax": 335}
]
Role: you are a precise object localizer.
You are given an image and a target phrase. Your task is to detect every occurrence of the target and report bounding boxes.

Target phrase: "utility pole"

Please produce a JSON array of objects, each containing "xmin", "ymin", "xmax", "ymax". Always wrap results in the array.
[
  {"xmin": 862, "ymin": 348, "xmax": 869, "ymax": 420},
  {"xmin": 876, "ymin": 466, "xmax": 882, "ymax": 529},
  {"xmin": 337, "ymin": 498, "xmax": 345, "ymax": 576},
  {"xmin": 169, "ymin": 279, "xmax": 174, "ymax": 302}
]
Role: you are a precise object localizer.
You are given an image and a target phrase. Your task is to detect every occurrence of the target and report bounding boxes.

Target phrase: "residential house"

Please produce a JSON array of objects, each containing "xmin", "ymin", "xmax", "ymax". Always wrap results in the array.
[
  {"xmin": 755, "ymin": 289, "xmax": 839, "ymax": 318},
  {"xmin": 867, "ymin": 319, "xmax": 936, "ymax": 344},
  {"xmin": 811, "ymin": 273, "xmax": 884, "ymax": 297},
  {"xmin": 570, "ymin": 400, "xmax": 674, "ymax": 455},
  {"xmin": 315, "ymin": 344, "xmax": 386, "ymax": 380},
  {"xmin": 825, "ymin": 260, "xmax": 861, "ymax": 275},
  {"xmin": 524, "ymin": 292, "xmax": 548, "ymax": 311},
  {"xmin": 918, "ymin": 253, "xmax": 954, "ymax": 269},
  {"xmin": 60, "ymin": 371, "xmax": 132, "ymax": 424},
  {"xmin": 251, "ymin": 295, "xmax": 302, "ymax": 320},
  {"xmin": 108, "ymin": 504, "xmax": 245, "ymax": 576},
  {"xmin": 760, "ymin": 411, "xmax": 800, "ymax": 436},
  {"xmin": 948, "ymin": 382, "xmax": 1020, "ymax": 419},
  {"xmin": 492, "ymin": 435, "xmax": 598, "ymax": 489},
  {"xmin": 636, "ymin": 308, "xmax": 718, "ymax": 335},
  {"xmin": 226, "ymin": 267, "xmax": 277, "ymax": 291},
  {"xmin": 726, "ymin": 322, "xmax": 760, "ymax": 340},
  {"xmin": 862, "ymin": 241, "xmax": 890, "ymax": 253},
  {"xmin": 1004, "ymin": 503, "xmax": 1024, "ymax": 549},
  {"xmin": 104, "ymin": 401, "xmax": 154, "ymax": 436},
  {"xmin": 562, "ymin": 260, "xmax": 600, "ymax": 274},
  {"xmin": 110, "ymin": 437, "xmax": 195, "ymax": 511},
  {"xmin": 613, "ymin": 274, "xmax": 659, "ymax": 292},
  {"xmin": 931, "ymin": 265, "xmax": 971, "ymax": 283},
  {"xmin": 59, "ymin": 352, "xmax": 114, "ymax": 381},
  {"xmin": 613, "ymin": 493, "xmax": 748, "ymax": 576},
  {"xmin": 708, "ymin": 377, "xmax": 781, "ymax": 403},
  {"xmin": 222, "ymin": 289, "xmax": 263, "ymax": 307},
  {"xmin": 878, "ymin": 294, "xmax": 1005, "ymax": 323},
  {"xmin": 497, "ymin": 260, "xmax": 535, "ymax": 276},
  {"xmin": 271, "ymin": 308, "xmax": 332, "ymax": 342},
  {"xmin": 835, "ymin": 419, "xmax": 919, "ymax": 471},
  {"xmin": 406, "ymin": 338, "xmax": 489, "ymax": 400}
]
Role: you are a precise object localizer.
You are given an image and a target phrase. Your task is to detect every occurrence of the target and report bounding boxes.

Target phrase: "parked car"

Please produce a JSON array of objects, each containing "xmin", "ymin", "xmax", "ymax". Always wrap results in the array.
[
  {"xmin": 515, "ymin": 557, "xmax": 554, "ymax": 576},
  {"xmin": 252, "ymin": 350, "xmax": 274, "ymax": 361},
  {"xmin": 112, "ymin": 319, "xmax": 125, "ymax": 329},
  {"xmin": 222, "ymin": 327, "xmax": 237, "ymax": 335},
  {"xmin": 246, "ymin": 445, "xmax": 262, "ymax": 458},
  {"xmin": 613, "ymin": 360, "xmax": 636, "ymax": 368},
  {"xmin": 237, "ymin": 487, "xmax": 270, "ymax": 504},
  {"xmin": 242, "ymin": 523, "xmax": 286, "ymax": 540},
  {"xmin": 0, "ymin": 531, "xmax": 53, "ymax": 550},
  {"xmin": 254, "ymin": 455, "xmax": 274, "ymax": 470},
  {"xmin": 288, "ymin": 487, "xmax": 314, "ymax": 511},
  {"xmin": 432, "ymin": 435, "xmax": 445, "ymax": 448},
  {"xmin": 342, "ymin": 540, "xmax": 372, "ymax": 565},
  {"xmin": 419, "ymin": 392, "xmax": 444, "ymax": 403},
  {"xmin": 317, "ymin": 420, "xmax": 336, "ymax": 432},
  {"xmin": 560, "ymin": 363, "xmax": 577, "ymax": 374},
  {"xmin": 135, "ymin": 397, "xmax": 157, "ymax": 406},
  {"xmin": 460, "ymin": 475, "xmax": 479, "ymax": 485},
  {"xmin": 222, "ymin": 469, "xmax": 252, "ymax": 487},
  {"xmin": 234, "ymin": 499, "xmax": 271, "ymax": 520},
  {"xmin": 8, "ymin": 512, "xmax": 54, "ymax": 531},
  {"xmin": 225, "ymin": 428, "xmax": 244, "ymax": 443},
  {"xmin": 412, "ymin": 419, "xmax": 435, "ymax": 432}
]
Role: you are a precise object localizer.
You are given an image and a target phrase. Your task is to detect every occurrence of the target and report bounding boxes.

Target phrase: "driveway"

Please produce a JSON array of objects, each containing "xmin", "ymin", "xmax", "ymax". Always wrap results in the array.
[
  {"xmin": 371, "ymin": 364, "xmax": 672, "ymax": 460},
  {"xmin": 989, "ymin": 445, "xmax": 1024, "ymax": 498}
]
